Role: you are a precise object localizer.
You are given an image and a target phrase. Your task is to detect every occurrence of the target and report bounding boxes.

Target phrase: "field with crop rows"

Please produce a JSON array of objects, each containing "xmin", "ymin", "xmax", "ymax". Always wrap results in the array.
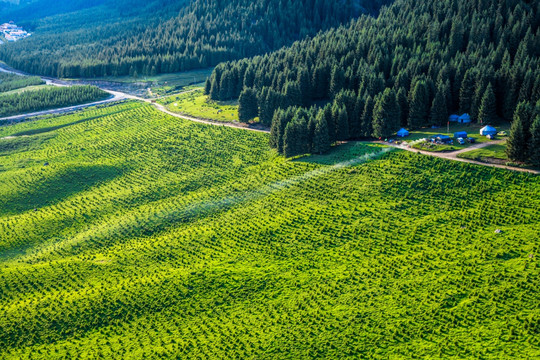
[{"xmin": 0, "ymin": 102, "xmax": 539, "ymax": 359}]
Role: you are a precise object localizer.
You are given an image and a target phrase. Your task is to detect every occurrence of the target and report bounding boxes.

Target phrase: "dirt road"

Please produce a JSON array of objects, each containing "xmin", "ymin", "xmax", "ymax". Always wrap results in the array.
[
  {"xmin": 381, "ymin": 140, "xmax": 539, "ymax": 174},
  {"xmin": 1, "ymin": 63, "xmax": 537, "ymax": 174}
]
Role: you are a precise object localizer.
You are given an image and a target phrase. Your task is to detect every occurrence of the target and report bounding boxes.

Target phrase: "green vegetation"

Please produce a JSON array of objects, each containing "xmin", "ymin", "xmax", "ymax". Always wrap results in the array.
[
  {"xmin": 0, "ymin": 72, "xmax": 44, "ymax": 93},
  {"xmin": 458, "ymin": 143, "xmax": 508, "ymax": 162},
  {"xmin": 0, "ymin": 102, "xmax": 539, "ymax": 358},
  {"xmin": 158, "ymin": 89, "xmax": 241, "ymax": 123},
  {"xmin": 0, "ymin": 0, "xmax": 391, "ymax": 78},
  {"xmin": 210, "ymin": 0, "xmax": 539, "ymax": 157},
  {"xmin": 0, "ymin": 85, "xmax": 109, "ymax": 118}
]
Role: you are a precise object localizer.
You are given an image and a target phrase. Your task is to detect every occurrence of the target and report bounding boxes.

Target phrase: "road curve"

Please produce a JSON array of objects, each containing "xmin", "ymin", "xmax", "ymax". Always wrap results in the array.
[
  {"xmin": 379, "ymin": 140, "xmax": 539, "ymax": 174},
  {"xmin": 1, "ymin": 63, "xmax": 537, "ymax": 173}
]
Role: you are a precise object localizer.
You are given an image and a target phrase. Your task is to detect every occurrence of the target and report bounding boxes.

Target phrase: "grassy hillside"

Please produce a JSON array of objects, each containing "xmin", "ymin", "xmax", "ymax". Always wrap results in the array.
[{"xmin": 0, "ymin": 102, "xmax": 538, "ymax": 358}]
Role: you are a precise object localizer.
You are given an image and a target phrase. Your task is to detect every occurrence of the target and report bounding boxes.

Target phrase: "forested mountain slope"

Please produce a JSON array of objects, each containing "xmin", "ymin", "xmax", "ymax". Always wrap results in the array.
[
  {"xmin": 209, "ymin": 0, "xmax": 540, "ymax": 160},
  {"xmin": 0, "ymin": 0, "xmax": 392, "ymax": 78}
]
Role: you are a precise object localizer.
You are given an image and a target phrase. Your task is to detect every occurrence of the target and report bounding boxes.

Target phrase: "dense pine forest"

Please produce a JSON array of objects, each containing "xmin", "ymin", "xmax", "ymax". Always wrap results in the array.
[
  {"xmin": 0, "ymin": 0, "xmax": 391, "ymax": 79},
  {"xmin": 209, "ymin": 0, "xmax": 540, "ymax": 164},
  {"xmin": 0, "ymin": 72, "xmax": 44, "ymax": 93},
  {"xmin": 0, "ymin": 86, "xmax": 108, "ymax": 117}
]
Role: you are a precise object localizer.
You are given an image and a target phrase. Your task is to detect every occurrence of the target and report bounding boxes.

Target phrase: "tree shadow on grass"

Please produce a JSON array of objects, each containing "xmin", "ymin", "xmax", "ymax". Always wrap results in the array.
[
  {"xmin": 295, "ymin": 141, "xmax": 388, "ymax": 166},
  {"xmin": 0, "ymin": 165, "xmax": 121, "ymax": 216}
]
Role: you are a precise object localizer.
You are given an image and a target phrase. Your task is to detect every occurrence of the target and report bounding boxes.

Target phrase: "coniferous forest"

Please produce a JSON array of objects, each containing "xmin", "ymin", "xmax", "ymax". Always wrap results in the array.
[
  {"xmin": 0, "ymin": 86, "xmax": 109, "ymax": 117},
  {"xmin": 208, "ymin": 0, "xmax": 540, "ymax": 163},
  {"xmin": 0, "ymin": 0, "xmax": 391, "ymax": 79}
]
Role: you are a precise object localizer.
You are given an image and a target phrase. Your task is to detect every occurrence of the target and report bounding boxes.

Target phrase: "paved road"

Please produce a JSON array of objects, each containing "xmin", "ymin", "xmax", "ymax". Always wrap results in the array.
[
  {"xmin": 0, "ymin": 65, "xmax": 134, "ymax": 122},
  {"xmin": 0, "ymin": 63, "xmax": 269, "ymax": 132},
  {"xmin": 380, "ymin": 140, "xmax": 539, "ymax": 174}
]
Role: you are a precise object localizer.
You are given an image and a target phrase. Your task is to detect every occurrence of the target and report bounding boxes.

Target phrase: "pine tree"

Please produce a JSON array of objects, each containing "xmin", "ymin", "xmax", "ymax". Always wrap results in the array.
[
  {"xmin": 477, "ymin": 84, "xmax": 497, "ymax": 125},
  {"xmin": 360, "ymin": 95, "xmax": 375, "ymax": 137},
  {"xmin": 336, "ymin": 106, "xmax": 350, "ymax": 141},
  {"xmin": 396, "ymin": 88, "xmax": 409, "ymax": 127},
  {"xmin": 408, "ymin": 81, "xmax": 429, "ymax": 129},
  {"xmin": 460, "ymin": 69, "xmax": 476, "ymax": 115},
  {"xmin": 351, "ymin": 94, "xmax": 365, "ymax": 138},
  {"xmin": 238, "ymin": 88, "xmax": 258, "ymax": 122},
  {"xmin": 204, "ymin": 78, "xmax": 211, "ymax": 95},
  {"xmin": 283, "ymin": 121, "xmax": 297, "ymax": 158},
  {"xmin": 373, "ymin": 88, "xmax": 400, "ymax": 138},
  {"xmin": 312, "ymin": 110, "xmax": 330, "ymax": 154},
  {"xmin": 329, "ymin": 66, "xmax": 345, "ymax": 98},
  {"xmin": 430, "ymin": 85, "xmax": 448, "ymax": 126},
  {"xmin": 529, "ymin": 115, "xmax": 540, "ymax": 167},
  {"xmin": 506, "ymin": 103, "xmax": 531, "ymax": 162},
  {"xmin": 283, "ymin": 81, "xmax": 302, "ymax": 108}
]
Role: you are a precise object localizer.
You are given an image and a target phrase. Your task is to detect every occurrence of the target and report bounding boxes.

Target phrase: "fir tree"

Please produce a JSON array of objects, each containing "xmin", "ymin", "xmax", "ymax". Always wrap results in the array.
[
  {"xmin": 408, "ymin": 81, "xmax": 429, "ymax": 129},
  {"xmin": 238, "ymin": 88, "xmax": 258, "ymax": 122},
  {"xmin": 336, "ymin": 106, "xmax": 350, "ymax": 141},
  {"xmin": 312, "ymin": 110, "xmax": 330, "ymax": 154},
  {"xmin": 529, "ymin": 115, "xmax": 540, "ymax": 167},
  {"xmin": 477, "ymin": 84, "xmax": 497, "ymax": 125},
  {"xmin": 430, "ymin": 85, "xmax": 448, "ymax": 126},
  {"xmin": 506, "ymin": 103, "xmax": 531, "ymax": 162},
  {"xmin": 373, "ymin": 88, "xmax": 400, "ymax": 138}
]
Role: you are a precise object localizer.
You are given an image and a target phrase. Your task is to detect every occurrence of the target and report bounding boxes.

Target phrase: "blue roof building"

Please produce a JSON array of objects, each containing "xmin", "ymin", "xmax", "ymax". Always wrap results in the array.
[
  {"xmin": 480, "ymin": 125, "xmax": 497, "ymax": 136},
  {"xmin": 397, "ymin": 128, "xmax": 410, "ymax": 137},
  {"xmin": 458, "ymin": 114, "xmax": 471, "ymax": 123}
]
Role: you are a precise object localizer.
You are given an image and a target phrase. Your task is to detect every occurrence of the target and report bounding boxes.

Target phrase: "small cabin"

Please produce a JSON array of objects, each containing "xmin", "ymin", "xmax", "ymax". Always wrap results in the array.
[{"xmin": 458, "ymin": 114, "xmax": 471, "ymax": 124}]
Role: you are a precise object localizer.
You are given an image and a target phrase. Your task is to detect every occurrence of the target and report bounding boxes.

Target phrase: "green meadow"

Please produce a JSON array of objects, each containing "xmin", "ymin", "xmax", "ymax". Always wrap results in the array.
[
  {"xmin": 158, "ymin": 89, "xmax": 242, "ymax": 123},
  {"xmin": 0, "ymin": 102, "xmax": 539, "ymax": 359}
]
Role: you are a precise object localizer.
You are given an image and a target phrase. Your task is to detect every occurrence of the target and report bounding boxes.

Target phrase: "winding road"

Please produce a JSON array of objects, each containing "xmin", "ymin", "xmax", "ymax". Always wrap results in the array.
[
  {"xmin": 381, "ymin": 140, "xmax": 539, "ymax": 174},
  {"xmin": 0, "ymin": 63, "xmax": 537, "ymax": 174}
]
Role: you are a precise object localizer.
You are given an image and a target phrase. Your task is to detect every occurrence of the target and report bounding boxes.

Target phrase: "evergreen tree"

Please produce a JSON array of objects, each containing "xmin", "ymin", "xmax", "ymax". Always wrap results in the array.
[
  {"xmin": 312, "ymin": 110, "xmax": 330, "ymax": 154},
  {"xmin": 238, "ymin": 88, "xmax": 258, "ymax": 122},
  {"xmin": 408, "ymin": 81, "xmax": 429, "ymax": 129},
  {"xmin": 396, "ymin": 88, "xmax": 409, "ymax": 127},
  {"xmin": 477, "ymin": 84, "xmax": 497, "ymax": 125},
  {"xmin": 204, "ymin": 78, "xmax": 211, "ymax": 95},
  {"xmin": 373, "ymin": 88, "xmax": 400, "ymax": 138},
  {"xmin": 429, "ymin": 85, "xmax": 448, "ymax": 126},
  {"xmin": 529, "ymin": 115, "xmax": 540, "ymax": 167},
  {"xmin": 506, "ymin": 103, "xmax": 531, "ymax": 162},
  {"xmin": 336, "ymin": 106, "xmax": 350, "ymax": 141},
  {"xmin": 460, "ymin": 70, "xmax": 476, "ymax": 115},
  {"xmin": 360, "ymin": 95, "xmax": 375, "ymax": 137},
  {"xmin": 283, "ymin": 121, "xmax": 297, "ymax": 158}
]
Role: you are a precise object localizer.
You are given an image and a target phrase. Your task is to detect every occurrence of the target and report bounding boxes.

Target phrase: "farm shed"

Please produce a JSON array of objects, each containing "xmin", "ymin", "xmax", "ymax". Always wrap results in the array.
[
  {"xmin": 432, "ymin": 134, "xmax": 452, "ymax": 143},
  {"xmin": 454, "ymin": 131, "xmax": 467, "ymax": 138},
  {"xmin": 397, "ymin": 128, "xmax": 410, "ymax": 137},
  {"xmin": 480, "ymin": 125, "xmax": 497, "ymax": 136},
  {"xmin": 458, "ymin": 114, "xmax": 471, "ymax": 123},
  {"xmin": 449, "ymin": 114, "xmax": 459, "ymax": 122}
]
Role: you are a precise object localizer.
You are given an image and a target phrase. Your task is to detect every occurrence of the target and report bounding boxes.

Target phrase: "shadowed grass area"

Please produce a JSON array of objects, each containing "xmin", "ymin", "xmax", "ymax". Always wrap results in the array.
[{"xmin": 0, "ymin": 165, "xmax": 121, "ymax": 216}]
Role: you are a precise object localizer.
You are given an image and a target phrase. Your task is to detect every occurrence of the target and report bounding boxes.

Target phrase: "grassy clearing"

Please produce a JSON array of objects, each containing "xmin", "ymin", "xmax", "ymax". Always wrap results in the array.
[
  {"xmin": 69, "ymin": 68, "xmax": 214, "ymax": 97},
  {"xmin": 158, "ymin": 88, "xmax": 243, "ymax": 122},
  {"xmin": 0, "ymin": 84, "xmax": 53, "ymax": 96},
  {"xmin": 0, "ymin": 103, "xmax": 538, "ymax": 359},
  {"xmin": 403, "ymin": 123, "xmax": 510, "ymax": 152},
  {"xmin": 458, "ymin": 143, "xmax": 509, "ymax": 161}
]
